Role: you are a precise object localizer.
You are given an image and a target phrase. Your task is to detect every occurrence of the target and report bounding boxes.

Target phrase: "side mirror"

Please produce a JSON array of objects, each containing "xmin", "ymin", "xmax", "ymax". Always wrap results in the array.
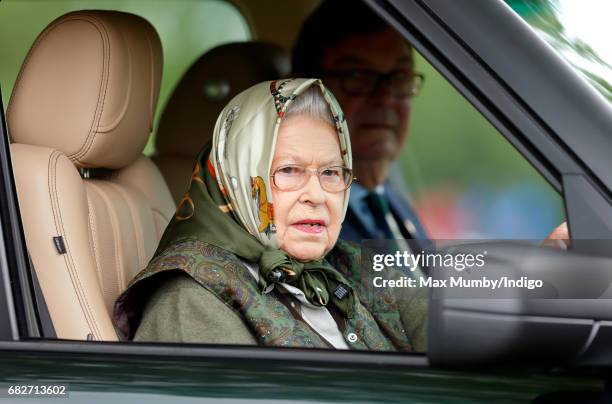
[{"xmin": 427, "ymin": 241, "xmax": 612, "ymax": 369}]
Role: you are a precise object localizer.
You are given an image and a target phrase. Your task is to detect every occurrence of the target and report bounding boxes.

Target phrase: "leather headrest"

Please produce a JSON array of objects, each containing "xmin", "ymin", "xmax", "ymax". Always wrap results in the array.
[
  {"xmin": 7, "ymin": 11, "xmax": 162, "ymax": 169},
  {"xmin": 155, "ymin": 41, "xmax": 290, "ymax": 159}
]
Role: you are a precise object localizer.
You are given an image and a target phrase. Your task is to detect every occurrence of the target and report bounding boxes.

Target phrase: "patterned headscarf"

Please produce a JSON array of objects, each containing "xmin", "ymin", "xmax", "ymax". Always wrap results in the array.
[
  {"xmin": 154, "ymin": 79, "xmax": 356, "ymax": 314},
  {"xmin": 210, "ymin": 78, "xmax": 350, "ymax": 246}
]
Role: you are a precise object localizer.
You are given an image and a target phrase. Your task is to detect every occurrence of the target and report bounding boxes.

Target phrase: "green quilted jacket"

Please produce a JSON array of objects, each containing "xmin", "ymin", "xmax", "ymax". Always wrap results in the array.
[{"xmin": 113, "ymin": 239, "xmax": 427, "ymax": 352}]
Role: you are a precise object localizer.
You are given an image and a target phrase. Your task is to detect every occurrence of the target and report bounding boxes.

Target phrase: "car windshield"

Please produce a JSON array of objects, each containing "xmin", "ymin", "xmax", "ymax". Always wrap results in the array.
[{"xmin": 507, "ymin": 0, "xmax": 612, "ymax": 102}]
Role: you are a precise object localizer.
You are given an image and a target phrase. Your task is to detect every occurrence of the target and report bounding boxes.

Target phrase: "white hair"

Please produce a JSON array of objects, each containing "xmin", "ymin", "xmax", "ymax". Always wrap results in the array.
[{"xmin": 284, "ymin": 85, "xmax": 335, "ymax": 126}]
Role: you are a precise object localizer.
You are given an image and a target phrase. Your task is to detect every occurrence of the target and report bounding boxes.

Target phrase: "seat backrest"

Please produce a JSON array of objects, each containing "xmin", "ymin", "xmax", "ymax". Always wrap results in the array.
[
  {"xmin": 7, "ymin": 10, "xmax": 175, "ymax": 341},
  {"xmin": 153, "ymin": 41, "xmax": 290, "ymax": 204}
]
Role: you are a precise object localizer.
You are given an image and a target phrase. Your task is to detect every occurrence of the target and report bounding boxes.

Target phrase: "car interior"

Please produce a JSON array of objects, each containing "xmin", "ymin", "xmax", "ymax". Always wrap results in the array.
[
  {"xmin": 8, "ymin": 10, "xmax": 175, "ymax": 340},
  {"xmin": 6, "ymin": 6, "xmax": 296, "ymax": 340},
  {"xmin": 1, "ymin": 0, "xmax": 567, "ymax": 343},
  {"xmin": 153, "ymin": 41, "xmax": 290, "ymax": 204}
]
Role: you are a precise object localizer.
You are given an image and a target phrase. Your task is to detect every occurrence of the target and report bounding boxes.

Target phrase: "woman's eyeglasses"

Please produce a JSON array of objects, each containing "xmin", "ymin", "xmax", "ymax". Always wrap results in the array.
[
  {"xmin": 271, "ymin": 165, "xmax": 355, "ymax": 192},
  {"xmin": 322, "ymin": 69, "xmax": 425, "ymax": 98}
]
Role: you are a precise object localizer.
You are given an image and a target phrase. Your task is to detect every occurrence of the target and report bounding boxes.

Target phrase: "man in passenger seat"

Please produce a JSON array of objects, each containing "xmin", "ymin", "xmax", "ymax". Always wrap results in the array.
[
  {"xmin": 292, "ymin": 0, "xmax": 428, "ymax": 245},
  {"xmin": 292, "ymin": 0, "xmax": 571, "ymax": 249}
]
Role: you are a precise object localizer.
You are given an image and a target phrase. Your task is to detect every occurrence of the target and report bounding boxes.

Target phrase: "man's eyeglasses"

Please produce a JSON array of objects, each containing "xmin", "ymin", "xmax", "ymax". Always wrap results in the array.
[
  {"xmin": 271, "ymin": 165, "xmax": 355, "ymax": 192},
  {"xmin": 322, "ymin": 69, "xmax": 425, "ymax": 98}
]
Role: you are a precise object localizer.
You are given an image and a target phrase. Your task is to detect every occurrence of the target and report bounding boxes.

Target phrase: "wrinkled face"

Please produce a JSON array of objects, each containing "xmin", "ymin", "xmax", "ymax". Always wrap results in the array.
[
  {"xmin": 271, "ymin": 115, "xmax": 345, "ymax": 262},
  {"xmin": 321, "ymin": 28, "xmax": 413, "ymax": 162}
]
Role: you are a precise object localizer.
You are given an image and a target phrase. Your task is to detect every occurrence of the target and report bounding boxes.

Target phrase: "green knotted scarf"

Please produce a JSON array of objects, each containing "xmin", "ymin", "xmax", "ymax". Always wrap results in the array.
[{"xmin": 155, "ymin": 79, "xmax": 356, "ymax": 317}]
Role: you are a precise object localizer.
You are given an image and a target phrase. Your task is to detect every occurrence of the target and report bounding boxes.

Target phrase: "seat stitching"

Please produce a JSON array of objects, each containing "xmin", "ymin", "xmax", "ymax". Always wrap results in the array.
[
  {"xmin": 6, "ymin": 15, "xmax": 110, "ymax": 162},
  {"xmin": 50, "ymin": 152, "xmax": 102, "ymax": 339},
  {"xmin": 88, "ymin": 182, "xmax": 126, "ymax": 294},
  {"xmin": 48, "ymin": 151, "xmax": 102, "ymax": 339},
  {"xmin": 8, "ymin": 18, "xmax": 79, "ymax": 119},
  {"xmin": 86, "ymin": 191, "xmax": 103, "ymax": 289},
  {"xmin": 106, "ymin": 181, "xmax": 145, "ymax": 285},
  {"xmin": 86, "ymin": 182, "xmax": 123, "ymax": 311},
  {"xmin": 71, "ymin": 16, "xmax": 111, "ymax": 163}
]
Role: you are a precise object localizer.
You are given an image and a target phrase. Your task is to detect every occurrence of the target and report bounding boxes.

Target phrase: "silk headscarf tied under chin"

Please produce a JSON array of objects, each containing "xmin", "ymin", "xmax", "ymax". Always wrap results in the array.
[{"xmin": 155, "ymin": 79, "xmax": 357, "ymax": 316}]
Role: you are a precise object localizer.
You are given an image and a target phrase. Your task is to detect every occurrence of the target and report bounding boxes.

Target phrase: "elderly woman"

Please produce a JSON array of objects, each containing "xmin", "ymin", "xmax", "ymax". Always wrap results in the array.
[{"xmin": 113, "ymin": 79, "xmax": 426, "ymax": 351}]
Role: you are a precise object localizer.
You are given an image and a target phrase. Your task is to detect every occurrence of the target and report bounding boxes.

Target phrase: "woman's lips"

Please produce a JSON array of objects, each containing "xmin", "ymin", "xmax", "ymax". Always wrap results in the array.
[{"xmin": 291, "ymin": 220, "xmax": 325, "ymax": 234}]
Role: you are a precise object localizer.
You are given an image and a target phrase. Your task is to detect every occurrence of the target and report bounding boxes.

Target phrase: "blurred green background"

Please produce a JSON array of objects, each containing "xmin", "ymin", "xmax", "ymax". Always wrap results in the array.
[
  {"xmin": 0, "ymin": 0, "xmax": 567, "ymax": 239},
  {"xmin": 401, "ymin": 50, "xmax": 564, "ymax": 238}
]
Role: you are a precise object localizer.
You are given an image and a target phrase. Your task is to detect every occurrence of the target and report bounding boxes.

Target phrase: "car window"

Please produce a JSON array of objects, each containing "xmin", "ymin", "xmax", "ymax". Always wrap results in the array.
[
  {"xmin": 0, "ymin": 0, "xmax": 251, "ymax": 155},
  {"xmin": 0, "ymin": 0, "xmax": 572, "ymax": 356},
  {"xmin": 506, "ymin": 0, "xmax": 612, "ymax": 103},
  {"xmin": 401, "ymin": 51, "xmax": 565, "ymax": 239}
]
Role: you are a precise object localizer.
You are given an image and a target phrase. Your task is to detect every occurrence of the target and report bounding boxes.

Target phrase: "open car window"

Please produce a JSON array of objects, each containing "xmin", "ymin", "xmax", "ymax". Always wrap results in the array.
[
  {"xmin": 0, "ymin": 0, "xmax": 573, "ymax": 344},
  {"xmin": 402, "ymin": 50, "xmax": 564, "ymax": 240},
  {"xmin": 0, "ymin": 2, "xmax": 611, "ymax": 393}
]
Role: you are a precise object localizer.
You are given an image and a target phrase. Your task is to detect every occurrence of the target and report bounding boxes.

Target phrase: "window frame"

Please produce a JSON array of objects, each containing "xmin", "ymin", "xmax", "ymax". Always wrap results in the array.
[{"xmin": 0, "ymin": 85, "xmax": 40, "ymax": 341}]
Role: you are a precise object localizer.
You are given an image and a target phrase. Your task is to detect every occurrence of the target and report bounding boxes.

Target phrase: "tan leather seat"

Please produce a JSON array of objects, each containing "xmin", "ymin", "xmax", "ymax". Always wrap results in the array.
[
  {"xmin": 7, "ymin": 11, "xmax": 175, "ymax": 341},
  {"xmin": 153, "ymin": 42, "xmax": 290, "ymax": 204}
]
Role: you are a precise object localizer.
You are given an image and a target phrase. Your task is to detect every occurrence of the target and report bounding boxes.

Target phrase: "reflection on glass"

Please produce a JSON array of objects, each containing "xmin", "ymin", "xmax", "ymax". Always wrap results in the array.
[{"xmin": 507, "ymin": 0, "xmax": 612, "ymax": 101}]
